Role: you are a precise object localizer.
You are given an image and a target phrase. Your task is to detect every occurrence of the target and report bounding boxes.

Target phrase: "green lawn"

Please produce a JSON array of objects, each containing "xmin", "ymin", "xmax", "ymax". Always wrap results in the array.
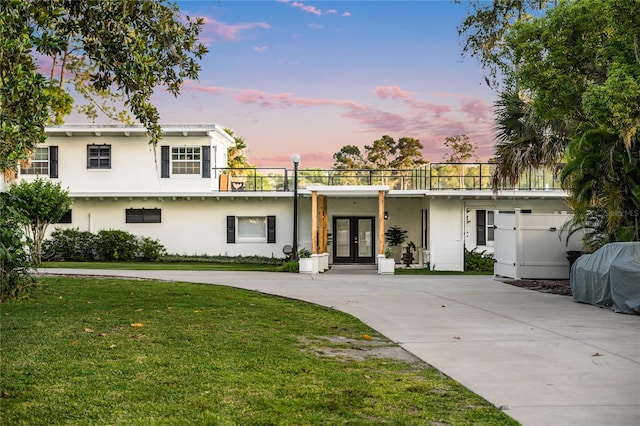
[
  {"xmin": 40, "ymin": 261, "xmax": 285, "ymax": 272},
  {"xmin": 2, "ymin": 277, "xmax": 518, "ymax": 425}
]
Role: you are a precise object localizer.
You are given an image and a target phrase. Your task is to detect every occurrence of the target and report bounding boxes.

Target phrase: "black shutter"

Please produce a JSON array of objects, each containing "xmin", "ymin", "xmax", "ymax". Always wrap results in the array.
[
  {"xmin": 267, "ymin": 215, "xmax": 276, "ymax": 243},
  {"xmin": 227, "ymin": 216, "xmax": 236, "ymax": 243},
  {"xmin": 202, "ymin": 146, "xmax": 210, "ymax": 178},
  {"xmin": 49, "ymin": 146, "xmax": 58, "ymax": 178},
  {"xmin": 161, "ymin": 146, "xmax": 169, "ymax": 178},
  {"xmin": 476, "ymin": 210, "xmax": 486, "ymax": 246}
]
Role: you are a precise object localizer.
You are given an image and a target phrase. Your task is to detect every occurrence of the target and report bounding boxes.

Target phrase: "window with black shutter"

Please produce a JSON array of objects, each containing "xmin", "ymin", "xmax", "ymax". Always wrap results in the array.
[
  {"xmin": 267, "ymin": 215, "xmax": 276, "ymax": 243},
  {"xmin": 227, "ymin": 216, "xmax": 236, "ymax": 243},
  {"xmin": 161, "ymin": 146, "xmax": 170, "ymax": 178},
  {"xmin": 202, "ymin": 146, "xmax": 210, "ymax": 178},
  {"xmin": 126, "ymin": 208, "xmax": 161, "ymax": 223},
  {"xmin": 476, "ymin": 210, "xmax": 486, "ymax": 246}
]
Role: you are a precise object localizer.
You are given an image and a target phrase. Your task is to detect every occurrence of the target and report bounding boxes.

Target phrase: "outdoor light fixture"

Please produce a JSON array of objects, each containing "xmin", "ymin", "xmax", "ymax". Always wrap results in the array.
[
  {"xmin": 384, "ymin": 211, "xmax": 389, "ymax": 220},
  {"xmin": 291, "ymin": 154, "xmax": 301, "ymax": 260}
]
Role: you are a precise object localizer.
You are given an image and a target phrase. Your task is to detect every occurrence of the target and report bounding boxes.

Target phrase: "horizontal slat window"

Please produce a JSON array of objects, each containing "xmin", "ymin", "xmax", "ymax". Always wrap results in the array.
[{"xmin": 126, "ymin": 208, "xmax": 161, "ymax": 223}]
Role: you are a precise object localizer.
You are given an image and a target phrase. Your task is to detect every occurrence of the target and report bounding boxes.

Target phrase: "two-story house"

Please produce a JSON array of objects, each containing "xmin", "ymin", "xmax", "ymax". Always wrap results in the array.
[{"xmin": 9, "ymin": 124, "xmax": 575, "ymax": 273}]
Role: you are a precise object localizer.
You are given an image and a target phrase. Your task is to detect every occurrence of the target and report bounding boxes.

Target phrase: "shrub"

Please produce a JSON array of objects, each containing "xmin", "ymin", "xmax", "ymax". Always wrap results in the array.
[
  {"xmin": 0, "ymin": 193, "xmax": 37, "ymax": 301},
  {"xmin": 96, "ymin": 230, "xmax": 139, "ymax": 261},
  {"xmin": 43, "ymin": 228, "xmax": 97, "ymax": 261},
  {"xmin": 464, "ymin": 249, "xmax": 494, "ymax": 273},
  {"xmin": 278, "ymin": 261, "xmax": 299, "ymax": 273},
  {"xmin": 136, "ymin": 236, "xmax": 167, "ymax": 261}
]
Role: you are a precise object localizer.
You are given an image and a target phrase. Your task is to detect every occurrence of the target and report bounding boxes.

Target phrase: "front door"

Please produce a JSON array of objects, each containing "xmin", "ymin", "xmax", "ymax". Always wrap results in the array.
[{"xmin": 333, "ymin": 217, "xmax": 375, "ymax": 264}]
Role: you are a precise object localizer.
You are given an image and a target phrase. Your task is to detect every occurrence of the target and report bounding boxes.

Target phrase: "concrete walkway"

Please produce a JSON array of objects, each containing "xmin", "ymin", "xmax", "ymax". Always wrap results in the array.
[{"xmin": 41, "ymin": 268, "xmax": 640, "ymax": 426}]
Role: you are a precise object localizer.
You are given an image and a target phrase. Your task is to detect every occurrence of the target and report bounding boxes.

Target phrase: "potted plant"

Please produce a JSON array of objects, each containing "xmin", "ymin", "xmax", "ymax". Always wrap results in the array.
[
  {"xmin": 385, "ymin": 225, "xmax": 407, "ymax": 263},
  {"xmin": 298, "ymin": 248, "xmax": 314, "ymax": 273},
  {"xmin": 378, "ymin": 248, "xmax": 396, "ymax": 275},
  {"xmin": 402, "ymin": 241, "xmax": 416, "ymax": 267}
]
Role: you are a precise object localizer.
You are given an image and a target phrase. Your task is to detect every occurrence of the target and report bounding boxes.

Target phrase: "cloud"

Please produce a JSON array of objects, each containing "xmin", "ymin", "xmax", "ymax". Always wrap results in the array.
[
  {"xmin": 185, "ymin": 82, "xmax": 496, "ymax": 162},
  {"xmin": 308, "ymin": 24, "xmax": 324, "ymax": 30},
  {"xmin": 253, "ymin": 45, "xmax": 269, "ymax": 53},
  {"xmin": 202, "ymin": 16, "xmax": 271, "ymax": 41},
  {"xmin": 374, "ymin": 85, "xmax": 411, "ymax": 100},
  {"xmin": 279, "ymin": 0, "xmax": 350, "ymax": 17},
  {"xmin": 460, "ymin": 98, "xmax": 491, "ymax": 122}
]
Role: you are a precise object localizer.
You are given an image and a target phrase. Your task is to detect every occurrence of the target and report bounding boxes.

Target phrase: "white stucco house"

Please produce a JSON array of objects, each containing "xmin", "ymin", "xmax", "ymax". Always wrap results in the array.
[{"xmin": 7, "ymin": 124, "xmax": 574, "ymax": 273}]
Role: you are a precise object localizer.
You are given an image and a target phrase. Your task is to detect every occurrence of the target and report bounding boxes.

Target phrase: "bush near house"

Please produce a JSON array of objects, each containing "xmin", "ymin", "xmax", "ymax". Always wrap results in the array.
[
  {"xmin": 43, "ymin": 228, "xmax": 166, "ymax": 262},
  {"xmin": 464, "ymin": 249, "xmax": 494, "ymax": 273}
]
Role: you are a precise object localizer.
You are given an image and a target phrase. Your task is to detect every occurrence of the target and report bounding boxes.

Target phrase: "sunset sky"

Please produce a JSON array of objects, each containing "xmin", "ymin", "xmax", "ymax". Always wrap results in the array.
[{"xmin": 96, "ymin": 1, "xmax": 499, "ymax": 168}]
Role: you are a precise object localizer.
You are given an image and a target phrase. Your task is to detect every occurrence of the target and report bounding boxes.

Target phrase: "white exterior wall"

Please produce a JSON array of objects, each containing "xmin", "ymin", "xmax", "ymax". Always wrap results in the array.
[
  {"xmin": 52, "ymin": 197, "xmax": 293, "ymax": 257},
  {"xmin": 20, "ymin": 126, "xmax": 233, "ymax": 194}
]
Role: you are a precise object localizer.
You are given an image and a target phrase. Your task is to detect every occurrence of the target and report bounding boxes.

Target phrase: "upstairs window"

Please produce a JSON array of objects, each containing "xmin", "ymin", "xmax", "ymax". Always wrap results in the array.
[
  {"xmin": 21, "ymin": 147, "xmax": 49, "ymax": 175},
  {"xmin": 20, "ymin": 146, "xmax": 58, "ymax": 178},
  {"xmin": 171, "ymin": 146, "xmax": 201, "ymax": 175},
  {"xmin": 87, "ymin": 144, "xmax": 111, "ymax": 169}
]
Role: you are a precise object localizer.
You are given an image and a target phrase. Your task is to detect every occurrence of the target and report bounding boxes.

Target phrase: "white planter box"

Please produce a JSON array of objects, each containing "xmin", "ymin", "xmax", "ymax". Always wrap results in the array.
[
  {"xmin": 298, "ymin": 257, "xmax": 318, "ymax": 274},
  {"xmin": 378, "ymin": 258, "xmax": 395, "ymax": 275}
]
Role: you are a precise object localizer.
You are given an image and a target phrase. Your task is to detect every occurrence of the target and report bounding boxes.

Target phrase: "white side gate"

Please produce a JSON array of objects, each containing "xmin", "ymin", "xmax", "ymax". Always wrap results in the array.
[
  {"xmin": 494, "ymin": 211, "xmax": 518, "ymax": 278},
  {"xmin": 493, "ymin": 209, "xmax": 583, "ymax": 280}
]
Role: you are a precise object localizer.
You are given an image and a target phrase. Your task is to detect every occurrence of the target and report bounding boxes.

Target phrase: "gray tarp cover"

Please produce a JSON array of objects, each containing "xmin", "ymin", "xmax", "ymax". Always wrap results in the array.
[{"xmin": 571, "ymin": 242, "xmax": 640, "ymax": 314}]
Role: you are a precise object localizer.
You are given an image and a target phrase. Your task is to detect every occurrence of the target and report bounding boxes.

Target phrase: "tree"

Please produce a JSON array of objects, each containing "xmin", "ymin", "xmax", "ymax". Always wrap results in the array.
[
  {"xmin": 8, "ymin": 178, "xmax": 72, "ymax": 265},
  {"xmin": 467, "ymin": 0, "xmax": 640, "ymax": 246},
  {"xmin": 332, "ymin": 136, "xmax": 426, "ymax": 170},
  {"xmin": 0, "ymin": 0, "xmax": 208, "ymax": 179},
  {"xmin": 442, "ymin": 134, "xmax": 479, "ymax": 163},
  {"xmin": 561, "ymin": 129, "xmax": 640, "ymax": 247},
  {"xmin": 458, "ymin": 0, "xmax": 553, "ymax": 88},
  {"xmin": 332, "ymin": 145, "xmax": 366, "ymax": 170},
  {"xmin": 0, "ymin": 192, "xmax": 36, "ymax": 301},
  {"xmin": 224, "ymin": 128, "xmax": 252, "ymax": 169}
]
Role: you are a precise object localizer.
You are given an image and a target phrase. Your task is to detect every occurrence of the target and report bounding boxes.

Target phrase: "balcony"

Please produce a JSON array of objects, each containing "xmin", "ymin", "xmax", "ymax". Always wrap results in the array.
[{"xmin": 214, "ymin": 163, "xmax": 563, "ymax": 192}]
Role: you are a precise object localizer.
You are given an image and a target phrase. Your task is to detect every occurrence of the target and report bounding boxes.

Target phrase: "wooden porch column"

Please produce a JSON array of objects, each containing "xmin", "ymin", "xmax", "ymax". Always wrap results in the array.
[
  {"xmin": 321, "ymin": 195, "xmax": 328, "ymax": 253},
  {"xmin": 378, "ymin": 190, "xmax": 385, "ymax": 256},
  {"xmin": 317, "ymin": 195, "xmax": 326, "ymax": 254},
  {"xmin": 311, "ymin": 190, "xmax": 318, "ymax": 254}
]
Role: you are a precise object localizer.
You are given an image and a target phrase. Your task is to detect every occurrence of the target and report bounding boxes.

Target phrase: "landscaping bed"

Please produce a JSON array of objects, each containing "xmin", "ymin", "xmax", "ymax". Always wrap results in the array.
[{"xmin": 504, "ymin": 279, "xmax": 572, "ymax": 296}]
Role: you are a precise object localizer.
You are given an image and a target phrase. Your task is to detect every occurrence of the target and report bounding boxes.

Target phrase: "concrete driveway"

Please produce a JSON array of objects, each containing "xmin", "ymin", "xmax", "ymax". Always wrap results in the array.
[{"xmin": 41, "ymin": 268, "xmax": 640, "ymax": 426}]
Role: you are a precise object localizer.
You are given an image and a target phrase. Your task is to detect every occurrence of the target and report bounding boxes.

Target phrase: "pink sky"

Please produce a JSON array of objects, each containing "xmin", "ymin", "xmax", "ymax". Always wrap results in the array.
[{"xmin": 67, "ymin": 1, "xmax": 498, "ymax": 169}]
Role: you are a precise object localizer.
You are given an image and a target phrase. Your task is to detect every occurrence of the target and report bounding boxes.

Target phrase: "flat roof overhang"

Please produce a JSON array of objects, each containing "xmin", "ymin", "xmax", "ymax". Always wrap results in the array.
[{"xmin": 301, "ymin": 185, "xmax": 389, "ymax": 197}]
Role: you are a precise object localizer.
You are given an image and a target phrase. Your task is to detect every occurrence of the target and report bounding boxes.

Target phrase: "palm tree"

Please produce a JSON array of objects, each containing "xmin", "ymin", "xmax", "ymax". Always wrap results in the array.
[
  {"xmin": 561, "ymin": 128, "xmax": 640, "ymax": 248},
  {"xmin": 491, "ymin": 89, "xmax": 569, "ymax": 190}
]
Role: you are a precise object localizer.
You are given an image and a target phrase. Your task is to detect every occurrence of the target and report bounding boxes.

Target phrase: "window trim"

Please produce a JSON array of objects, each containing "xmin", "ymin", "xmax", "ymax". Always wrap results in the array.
[
  {"xmin": 20, "ymin": 145, "xmax": 58, "ymax": 179},
  {"xmin": 227, "ymin": 215, "xmax": 276, "ymax": 244},
  {"xmin": 125, "ymin": 208, "xmax": 162, "ymax": 224},
  {"xmin": 475, "ymin": 209, "xmax": 495, "ymax": 247},
  {"xmin": 87, "ymin": 144, "xmax": 112, "ymax": 169},
  {"xmin": 170, "ymin": 146, "xmax": 202, "ymax": 176}
]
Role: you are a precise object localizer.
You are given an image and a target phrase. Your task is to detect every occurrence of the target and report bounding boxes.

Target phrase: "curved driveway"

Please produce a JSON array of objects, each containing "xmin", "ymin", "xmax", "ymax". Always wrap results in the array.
[{"xmin": 42, "ymin": 268, "xmax": 640, "ymax": 426}]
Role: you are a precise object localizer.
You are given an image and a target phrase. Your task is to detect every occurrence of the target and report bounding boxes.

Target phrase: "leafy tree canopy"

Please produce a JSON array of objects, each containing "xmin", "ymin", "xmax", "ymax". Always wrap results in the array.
[
  {"xmin": 332, "ymin": 135, "xmax": 426, "ymax": 170},
  {"xmin": 0, "ymin": 0, "xmax": 208, "ymax": 177},
  {"xmin": 8, "ymin": 177, "xmax": 72, "ymax": 265},
  {"xmin": 442, "ymin": 134, "xmax": 479, "ymax": 163},
  {"xmin": 224, "ymin": 128, "xmax": 253, "ymax": 169}
]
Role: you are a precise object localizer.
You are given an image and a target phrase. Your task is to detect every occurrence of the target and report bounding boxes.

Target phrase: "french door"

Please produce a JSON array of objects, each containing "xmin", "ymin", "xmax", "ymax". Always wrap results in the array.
[{"xmin": 333, "ymin": 217, "xmax": 375, "ymax": 264}]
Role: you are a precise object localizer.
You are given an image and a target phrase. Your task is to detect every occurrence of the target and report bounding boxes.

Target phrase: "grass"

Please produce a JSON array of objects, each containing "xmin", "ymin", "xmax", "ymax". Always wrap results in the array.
[
  {"xmin": 396, "ymin": 268, "xmax": 493, "ymax": 275},
  {"xmin": 39, "ymin": 261, "xmax": 286, "ymax": 272},
  {"xmin": 2, "ymin": 277, "xmax": 518, "ymax": 425}
]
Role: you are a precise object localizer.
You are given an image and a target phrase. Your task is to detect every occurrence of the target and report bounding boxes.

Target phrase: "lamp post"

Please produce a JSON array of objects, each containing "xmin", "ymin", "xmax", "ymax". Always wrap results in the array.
[{"xmin": 291, "ymin": 154, "xmax": 301, "ymax": 260}]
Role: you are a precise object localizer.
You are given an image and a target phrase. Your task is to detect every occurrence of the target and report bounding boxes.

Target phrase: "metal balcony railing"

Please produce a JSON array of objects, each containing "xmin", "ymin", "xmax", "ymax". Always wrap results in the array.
[{"xmin": 214, "ymin": 163, "xmax": 563, "ymax": 192}]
